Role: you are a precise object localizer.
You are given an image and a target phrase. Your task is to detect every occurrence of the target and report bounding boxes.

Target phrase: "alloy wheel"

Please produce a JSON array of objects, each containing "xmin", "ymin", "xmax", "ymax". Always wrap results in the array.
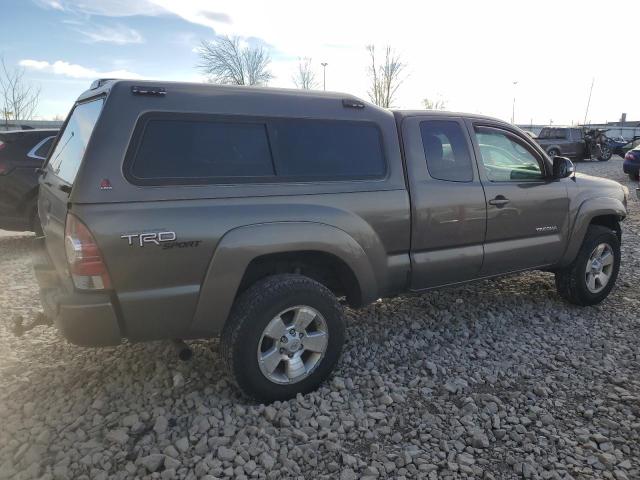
[{"xmin": 256, "ymin": 306, "xmax": 329, "ymax": 384}]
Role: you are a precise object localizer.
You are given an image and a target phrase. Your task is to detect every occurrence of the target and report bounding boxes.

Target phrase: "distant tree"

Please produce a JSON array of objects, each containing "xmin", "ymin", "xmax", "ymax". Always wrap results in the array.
[
  {"xmin": 292, "ymin": 57, "xmax": 318, "ymax": 90},
  {"xmin": 197, "ymin": 36, "xmax": 273, "ymax": 86},
  {"xmin": 0, "ymin": 56, "xmax": 40, "ymax": 124},
  {"xmin": 423, "ymin": 97, "xmax": 447, "ymax": 110},
  {"xmin": 366, "ymin": 45, "xmax": 405, "ymax": 108}
]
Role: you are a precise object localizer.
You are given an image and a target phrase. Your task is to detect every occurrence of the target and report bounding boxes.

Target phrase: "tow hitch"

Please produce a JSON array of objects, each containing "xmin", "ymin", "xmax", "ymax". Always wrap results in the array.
[{"xmin": 11, "ymin": 312, "xmax": 53, "ymax": 337}]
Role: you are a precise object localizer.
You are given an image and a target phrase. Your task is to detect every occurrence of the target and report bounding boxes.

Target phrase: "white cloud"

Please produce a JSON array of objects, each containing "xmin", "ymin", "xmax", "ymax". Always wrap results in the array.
[
  {"xmin": 19, "ymin": 59, "xmax": 143, "ymax": 80},
  {"xmin": 36, "ymin": 0, "xmax": 164, "ymax": 16},
  {"xmin": 78, "ymin": 24, "xmax": 144, "ymax": 45},
  {"xmin": 36, "ymin": 0, "xmax": 64, "ymax": 10}
]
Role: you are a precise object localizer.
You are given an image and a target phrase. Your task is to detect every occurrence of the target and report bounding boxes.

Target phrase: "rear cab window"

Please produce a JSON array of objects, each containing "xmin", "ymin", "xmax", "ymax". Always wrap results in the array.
[
  {"xmin": 48, "ymin": 99, "xmax": 104, "ymax": 184},
  {"xmin": 419, "ymin": 120, "xmax": 474, "ymax": 182},
  {"xmin": 126, "ymin": 114, "xmax": 386, "ymax": 185}
]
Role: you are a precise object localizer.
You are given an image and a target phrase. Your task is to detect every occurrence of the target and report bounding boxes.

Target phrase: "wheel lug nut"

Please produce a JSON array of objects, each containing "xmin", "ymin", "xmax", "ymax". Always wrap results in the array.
[
  {"xmin": 289, "ymin": 329, "xmax": 296, "ymax": 335},
  {"xmin": 299, "ymin": 332, "xmax": 304, "ymax": 338},
  {"xmin": 280, "ymin": 336, "xmax": 288, "ymax": 343},
  {"xmin": 279, "ymin": 348, "xmax": 285, "ymax": 354},
  {"xmin": 288, "ymin": 353, "xmax": 294, "ymax": 358}
]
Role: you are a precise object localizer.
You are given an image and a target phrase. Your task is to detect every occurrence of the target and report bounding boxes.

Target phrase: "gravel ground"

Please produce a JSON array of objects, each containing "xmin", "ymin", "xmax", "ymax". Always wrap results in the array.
[{"xmin": 1, "ymin": 157, "xmax": 638, "ymax": 480}]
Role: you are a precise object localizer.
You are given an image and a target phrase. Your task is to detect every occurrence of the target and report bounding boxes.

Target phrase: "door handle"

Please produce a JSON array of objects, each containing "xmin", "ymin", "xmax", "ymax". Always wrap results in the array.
[{"xmin": 488, "ymin": 195, "xmax": 510, "ymax": 207}]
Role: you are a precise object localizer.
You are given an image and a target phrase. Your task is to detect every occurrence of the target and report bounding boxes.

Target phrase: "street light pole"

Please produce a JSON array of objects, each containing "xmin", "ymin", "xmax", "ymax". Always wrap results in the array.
[{"xmin": 321, "ymin": 62, "xmax": 328, "ymax": 91}]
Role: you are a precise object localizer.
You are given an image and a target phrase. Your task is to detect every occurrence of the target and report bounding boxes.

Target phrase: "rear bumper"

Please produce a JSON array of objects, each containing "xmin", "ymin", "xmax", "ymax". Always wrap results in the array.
[
  {"xmin": 623, "ymin": 158, "xmax": 639, "ymax": 174},
  {"xmin": 32, "ymin": 238, "xmax": 122, "ymax": 347}
]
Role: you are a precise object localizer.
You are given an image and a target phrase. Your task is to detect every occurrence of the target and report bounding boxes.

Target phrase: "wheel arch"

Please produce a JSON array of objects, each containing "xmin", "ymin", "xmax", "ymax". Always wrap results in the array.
[
  {"xmin": 188, "ymin": 222, "xmax": 378, "ymax": 337},
  {"xmin": 559, "ymin": 197, "xmax": 625, "ymax": 267}
]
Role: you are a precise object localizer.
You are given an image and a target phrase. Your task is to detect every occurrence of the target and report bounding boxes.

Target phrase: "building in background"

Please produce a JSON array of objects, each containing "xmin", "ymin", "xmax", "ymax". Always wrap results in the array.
[{"xmin": 1, "ymin": 119, "xmax": 63, "ymax": 132}]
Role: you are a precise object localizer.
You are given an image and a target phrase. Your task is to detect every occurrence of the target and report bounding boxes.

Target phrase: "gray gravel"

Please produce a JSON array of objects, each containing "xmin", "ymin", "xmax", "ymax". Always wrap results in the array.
[{"xmin": 1, "ymin": 157, "xmax": 639, "ymax": 480}]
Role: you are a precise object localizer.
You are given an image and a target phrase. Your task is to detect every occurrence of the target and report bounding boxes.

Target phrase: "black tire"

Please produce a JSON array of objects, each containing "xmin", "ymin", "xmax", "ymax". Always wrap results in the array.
[
  {"xmin": 597, "ymin": 146, "xmax": 612, "ymax": 161},
  {"xmin": 221, "ymin": 274, "xmax": 344, "ymax": 403},
  {"xmin": 628, "ymin": 172, "xmax": 639, "ymax": 181},
  {"xmin": 555, "ymin": 225, "xmax": 620, "ymax": 306},
  {"xmin": 547, "ymin": 148, "xmax": 560, "ymax": 158}
]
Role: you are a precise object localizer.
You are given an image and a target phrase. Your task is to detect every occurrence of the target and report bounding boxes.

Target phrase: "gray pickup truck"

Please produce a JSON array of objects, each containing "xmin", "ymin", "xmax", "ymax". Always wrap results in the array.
[
  {"xmin": 33, "ymin": 80, "xmax": 628, "ymax": 401},
  {"xmin": 536, "ymin": 127, "xmax": 587, "ymax": 160},
  {"xmin": 536, "ymin": 126, "xmax": 612, "ymax": 161}
]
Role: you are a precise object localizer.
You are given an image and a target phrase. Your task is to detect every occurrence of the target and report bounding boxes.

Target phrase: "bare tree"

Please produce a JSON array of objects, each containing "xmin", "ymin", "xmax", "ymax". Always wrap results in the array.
[
  {"xmin": 366, "ymin": 45, "xmax": 405, "ymax": 108},
  {"xmin": 0, "ymin": 56, "xmax": 40, "ymax": 124},
  {"xmin": 197, "ymin": 36, "xmax": 273, "ymax": 86},
  {"xmin": 292, "ymin": 57, "xmax": 318, "ymax": 90},
  {"xmin": 423, "ymin": 97, "xmax": 447, "ymax": 110}
]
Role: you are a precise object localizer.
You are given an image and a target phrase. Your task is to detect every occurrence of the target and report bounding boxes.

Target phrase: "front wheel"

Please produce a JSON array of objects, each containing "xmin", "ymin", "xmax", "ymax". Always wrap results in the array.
[
  {"xmin": 555, "ymin": 225, "xmax": 620, "ymax": 306},
  {"xmin": 221, "ymin": 274, "xmax": 344, "ymax": 403}
]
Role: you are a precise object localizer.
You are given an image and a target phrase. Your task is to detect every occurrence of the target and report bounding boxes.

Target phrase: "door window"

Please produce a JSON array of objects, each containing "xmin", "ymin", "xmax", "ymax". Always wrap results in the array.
[
  {"xmin": 419, "ymin": 120, "xmax": 473, "ymax": 182},
  {"xmin": 475, "ymin": 128, "xmax": 544, "ymax": 182}
]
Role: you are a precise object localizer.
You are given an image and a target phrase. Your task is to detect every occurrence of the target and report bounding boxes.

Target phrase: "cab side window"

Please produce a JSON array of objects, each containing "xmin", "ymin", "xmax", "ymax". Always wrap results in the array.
[
  {"xmin": 419, "ymin": 120, "xmax": 473, "ymax": 182},
  {"xmin": 475, "ymin": 128, "xmax": 544, "ymax": 182}
]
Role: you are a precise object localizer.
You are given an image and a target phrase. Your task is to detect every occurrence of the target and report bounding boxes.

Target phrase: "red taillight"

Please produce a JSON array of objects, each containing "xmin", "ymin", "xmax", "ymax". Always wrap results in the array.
[
  {"xmin": 625, "ymin": 152, "xmax": 635, "ymax": 160},
  {"xmin": 0, "ymin": 140, "xmax": 5, "ymax": 150},
  {"xmin": 65, "ymin": 213, "xmax": 112, "ymax": 290}
]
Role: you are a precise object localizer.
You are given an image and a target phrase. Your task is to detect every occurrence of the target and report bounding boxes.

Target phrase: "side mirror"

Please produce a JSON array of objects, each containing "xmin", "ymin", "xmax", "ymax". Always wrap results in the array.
[{"xmin": 552, "ymin": 156, "xmax": 575, "ymax": 179}]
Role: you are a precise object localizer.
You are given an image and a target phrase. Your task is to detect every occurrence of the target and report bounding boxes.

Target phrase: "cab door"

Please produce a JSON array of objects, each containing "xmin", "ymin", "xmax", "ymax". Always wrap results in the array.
[
  {"xmin": 402, "ymin": 115, "xmax": 487, "ymax": 289},
  {"xmin": 468, "ymin": 122, "xmax": 570, "ymax": 276}
]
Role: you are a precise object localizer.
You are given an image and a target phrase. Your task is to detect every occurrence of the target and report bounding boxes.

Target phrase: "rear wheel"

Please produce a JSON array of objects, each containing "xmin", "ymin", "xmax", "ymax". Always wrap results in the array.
[
  {"xmin": 598, "ymin": 145, "xmax": 612, "ymax": 161},
  {"xmin": 555, "ymin": 225, "xmax": 620, "ymax": 306},
  {"xmin": 221, "ymin": 274, "xmax": 344, "ymax": 402},
  {"xmin": 547, "ymin": 148, "xmax": 560, "ymax": 158}
]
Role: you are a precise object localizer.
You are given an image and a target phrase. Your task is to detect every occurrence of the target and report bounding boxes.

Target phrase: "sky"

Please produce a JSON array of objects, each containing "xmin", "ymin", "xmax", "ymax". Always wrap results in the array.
[{"xmin": 1, "ymin": 0, "xmax": 639, "ymax": 124}]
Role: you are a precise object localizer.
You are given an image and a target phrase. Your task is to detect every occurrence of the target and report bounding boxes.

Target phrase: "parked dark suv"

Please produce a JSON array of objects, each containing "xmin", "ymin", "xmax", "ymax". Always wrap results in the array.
[
  {"xmin": 0, "ymin": 129, "xmax": 58, "ymax": 233},
  {"xmin": 33, "ymin": 80, "xmax": 627, "ymax": 401}
]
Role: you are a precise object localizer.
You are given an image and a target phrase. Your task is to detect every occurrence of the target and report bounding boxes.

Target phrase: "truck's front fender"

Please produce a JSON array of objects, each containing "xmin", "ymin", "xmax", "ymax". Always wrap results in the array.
[
  {"xmin": 558, "ymin": 196, "xmax": 626, "ymax": 267},
  {"xmin": 188, "ymin": 222, "xmax": 378, "ymax": 337}
]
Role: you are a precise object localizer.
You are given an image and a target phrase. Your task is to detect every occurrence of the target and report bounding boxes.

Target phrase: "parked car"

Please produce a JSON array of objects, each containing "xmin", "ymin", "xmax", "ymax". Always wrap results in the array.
[
  {"xmin": 614, "ymin": 136, "xmax": 640, "ymax": 157},
  {"xmin": 623, "ymin": 145, "xmax": 640, "ymax": 180},
  {"xmin": 535, "ymin": 126, "xmax": 612, "ymax": 161},
  {"xmin": 33, "ymin": 80, "xmax": 628, "ymax": 401},
  {"xmin": 0, "ymin": 129, "xmax": 58, "ymax": 233}
]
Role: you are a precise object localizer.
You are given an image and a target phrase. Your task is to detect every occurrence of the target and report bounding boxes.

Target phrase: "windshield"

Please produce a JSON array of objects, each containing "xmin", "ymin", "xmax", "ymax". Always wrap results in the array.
[{"xmin": 48, "ymin": 99, "xmax": 103, "ymax": 184}]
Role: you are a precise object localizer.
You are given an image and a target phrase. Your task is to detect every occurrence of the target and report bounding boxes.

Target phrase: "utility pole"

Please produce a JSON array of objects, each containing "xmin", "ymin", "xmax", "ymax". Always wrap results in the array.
[
  {"xmin": 3, "ymin": 110, "xmax": 12, "ymax": 129},
  {"xmin": 583, "ymin": 77, "xmax": 594, "ymax": 126},
  {"xmin": 321, "ymin": 62, "xmax": 328, "ymax": 91},
  {"xmin": 511, "ymin": 81, "xmax": 518, "ymax": 125}
]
